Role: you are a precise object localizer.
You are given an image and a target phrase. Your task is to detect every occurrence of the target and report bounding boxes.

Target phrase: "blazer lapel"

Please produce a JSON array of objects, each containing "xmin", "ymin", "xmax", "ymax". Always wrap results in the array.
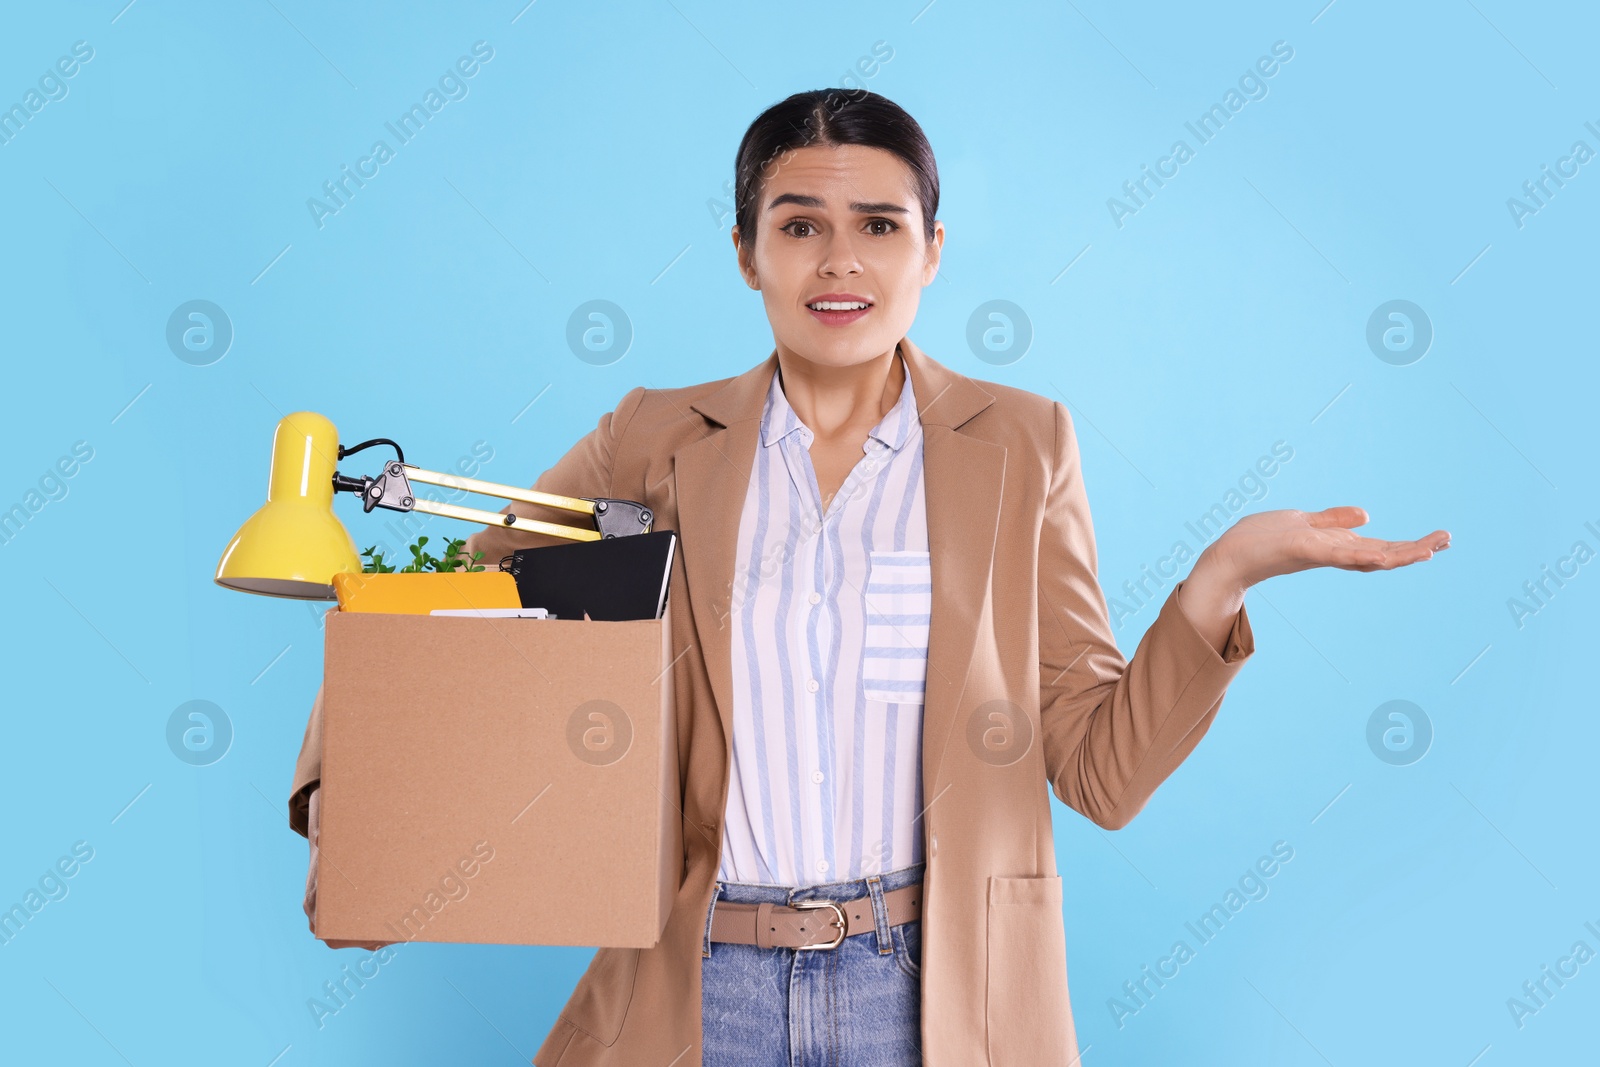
[
  {"xmin": 673, "ymin": 353, "xmax": 778, "ymax": 758},
  {"xmin": 672, "ymin": 338, "xmax": 1002, "ymax": 796},
  {"xmin": 897, "ymin": 338, "xmax": 1003, "ymax": 793}
]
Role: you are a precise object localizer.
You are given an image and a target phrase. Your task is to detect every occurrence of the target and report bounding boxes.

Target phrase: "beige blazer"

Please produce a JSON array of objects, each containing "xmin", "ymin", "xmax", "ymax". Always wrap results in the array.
[{"xmin": 289, "ymin": 334, "xmax": 1255, "ymax": 1066}]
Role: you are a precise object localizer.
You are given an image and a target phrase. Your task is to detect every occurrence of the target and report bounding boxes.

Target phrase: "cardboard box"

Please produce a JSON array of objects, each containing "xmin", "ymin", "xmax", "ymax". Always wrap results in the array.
[{"xmin": 313, "ymin": 609, "xmax": 679, "ymax": 948}]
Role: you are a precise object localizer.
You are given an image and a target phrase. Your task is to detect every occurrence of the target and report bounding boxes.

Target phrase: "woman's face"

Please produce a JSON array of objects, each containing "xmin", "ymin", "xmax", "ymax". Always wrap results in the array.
[{"xmin": 733, "ymin": 143, "xmax": 943, "ymax": 371}]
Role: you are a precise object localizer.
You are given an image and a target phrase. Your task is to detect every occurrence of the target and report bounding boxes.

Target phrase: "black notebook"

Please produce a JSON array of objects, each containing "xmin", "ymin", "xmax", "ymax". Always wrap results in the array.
[{"xmin": 502, "ymin": 529, "xmax": 677, "ymax": 621}]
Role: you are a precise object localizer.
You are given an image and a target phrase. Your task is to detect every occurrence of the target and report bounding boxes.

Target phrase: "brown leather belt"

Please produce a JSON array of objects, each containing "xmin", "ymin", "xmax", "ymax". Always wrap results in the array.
[{"xmin": 709, "ymin": 883, "xmax": 922, "ymax": 950}]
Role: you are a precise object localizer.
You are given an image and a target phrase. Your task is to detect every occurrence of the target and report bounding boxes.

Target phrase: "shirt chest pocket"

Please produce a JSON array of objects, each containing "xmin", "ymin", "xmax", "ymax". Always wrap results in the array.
[{"xmin": 860, "ymin": 549, "xmax": 932, "ymax": 706}]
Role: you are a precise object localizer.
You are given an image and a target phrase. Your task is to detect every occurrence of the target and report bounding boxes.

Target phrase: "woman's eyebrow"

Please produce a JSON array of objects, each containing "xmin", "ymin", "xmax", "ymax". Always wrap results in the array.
[{"xmin": 767, "ymin": 192, "xmax": 909, "ymax": 215}]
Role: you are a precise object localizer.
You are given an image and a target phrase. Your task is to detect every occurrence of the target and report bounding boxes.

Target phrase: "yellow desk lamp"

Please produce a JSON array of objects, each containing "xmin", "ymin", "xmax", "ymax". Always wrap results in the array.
[{"xmin": 215, "ymin": 411, "xmax": 653, "ymax": 600}]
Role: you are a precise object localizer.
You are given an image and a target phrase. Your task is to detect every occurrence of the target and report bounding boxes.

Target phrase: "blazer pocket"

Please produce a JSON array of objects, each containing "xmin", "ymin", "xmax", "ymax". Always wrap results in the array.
[
  {"xmin": 986, "ymin": 875, "xmax": 1075, "ymax": 1064},
  {"xmin": 557, "ymin": 945, "xmax": 642, "ymax": 1047},
  {"xmin": 861, "ymin": 550, "xmax": 932, "ymax": 706}
]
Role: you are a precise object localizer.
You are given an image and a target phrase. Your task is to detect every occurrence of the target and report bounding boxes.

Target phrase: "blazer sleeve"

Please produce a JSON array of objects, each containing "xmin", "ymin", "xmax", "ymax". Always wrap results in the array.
[
  {"xmin": 1037, "ymin": 399, "xmax": 1255, "ymax": 831},
  {"xmin": 285, "ymin": 385, "xmax": 649, "ymax": 839}
]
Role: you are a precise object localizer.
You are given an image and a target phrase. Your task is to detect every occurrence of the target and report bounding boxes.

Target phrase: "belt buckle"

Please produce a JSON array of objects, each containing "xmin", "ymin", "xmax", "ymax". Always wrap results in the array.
[{"xmin": 791, "ymin": 898, "xmax": 847, "ymax": 950}]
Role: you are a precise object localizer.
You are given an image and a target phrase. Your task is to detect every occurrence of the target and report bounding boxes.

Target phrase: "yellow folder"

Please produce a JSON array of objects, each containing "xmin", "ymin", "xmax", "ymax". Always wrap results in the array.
[{"xmin": 332, "ymin": 571, "xmax": 522, "ymax": 615}]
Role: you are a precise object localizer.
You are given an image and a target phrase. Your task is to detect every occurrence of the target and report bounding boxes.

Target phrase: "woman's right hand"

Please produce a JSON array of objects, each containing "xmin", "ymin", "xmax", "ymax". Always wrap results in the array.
[{"xmin": 304, "ymin": 785, "xmax": 399, "ymax": 952}]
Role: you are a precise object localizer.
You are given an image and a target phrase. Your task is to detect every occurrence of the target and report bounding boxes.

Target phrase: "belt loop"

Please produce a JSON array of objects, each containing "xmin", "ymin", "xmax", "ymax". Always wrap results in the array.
[
  {"xmin": 865, "ymin": 873, "xmax": 892, "ymax": 956},
  {"xmin": 703, "ymin": 881, "xmax": 722, "ymax": 958},
  {"xmin": 755, "ymin": 901, "xmax": 776, "ymax": 949}
]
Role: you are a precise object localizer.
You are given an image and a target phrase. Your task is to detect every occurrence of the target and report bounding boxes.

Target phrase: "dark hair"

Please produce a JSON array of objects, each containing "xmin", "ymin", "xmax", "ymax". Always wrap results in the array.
[{"xmin": 733, "ymin": 88, "xmax": 939, "ymax": 248}]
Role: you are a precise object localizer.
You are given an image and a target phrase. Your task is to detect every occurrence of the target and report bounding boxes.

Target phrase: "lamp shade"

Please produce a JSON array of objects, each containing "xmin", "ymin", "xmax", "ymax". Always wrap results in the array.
[{"xmin": 215, "ymin": 411, "xmax": 362, "ymax": 600}]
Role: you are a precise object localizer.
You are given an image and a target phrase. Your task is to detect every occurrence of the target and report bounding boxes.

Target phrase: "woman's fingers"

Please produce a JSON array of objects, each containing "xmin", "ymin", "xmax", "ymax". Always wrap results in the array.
[
  {"xmin": 304, "ymin": 855, "xmax": 318, "ymax": 928},
  {"xmin": 1321, "ymin": 531, "xmax": 1449, "ymax": 571},
  {"xmin": 1364, "ymin": 530, "xmax": 1451, "ymax": 565},
  {"xmin": 324, "ymin": 939, "xmax": 397, "ymax": 951},
  {"xmin": 305, "ymin": 786, "xmax": 321, "ymax": 928}
]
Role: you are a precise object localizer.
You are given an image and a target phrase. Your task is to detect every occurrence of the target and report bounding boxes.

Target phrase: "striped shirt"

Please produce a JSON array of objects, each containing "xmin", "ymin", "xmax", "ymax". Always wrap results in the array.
[{"xmin": 717, "ymin": 353, "xmax": 930, "ymax": 888}]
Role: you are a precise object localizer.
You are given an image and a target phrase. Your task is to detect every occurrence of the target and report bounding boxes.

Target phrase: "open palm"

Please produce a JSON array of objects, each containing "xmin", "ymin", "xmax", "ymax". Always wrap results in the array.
[{"xmin": 1209, "ymin": 505, "xmax": 1450, "ymax": 589}]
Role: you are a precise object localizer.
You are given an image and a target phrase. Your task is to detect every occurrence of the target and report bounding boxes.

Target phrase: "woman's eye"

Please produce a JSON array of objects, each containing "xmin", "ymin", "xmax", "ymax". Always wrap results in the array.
[
  {"xmin": 867, "ymin": 219, "xmax": 898, "ymax": 236},
  {"xmin": 783, "ymin": 220, "xmax": 816, "ymax": 238}
]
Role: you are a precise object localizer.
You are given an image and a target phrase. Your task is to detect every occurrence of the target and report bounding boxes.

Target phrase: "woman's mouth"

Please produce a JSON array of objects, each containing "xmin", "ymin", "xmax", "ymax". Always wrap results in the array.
[{"xmin": 805, "ymin": 299, "xmax": 873, "ymax": 326}]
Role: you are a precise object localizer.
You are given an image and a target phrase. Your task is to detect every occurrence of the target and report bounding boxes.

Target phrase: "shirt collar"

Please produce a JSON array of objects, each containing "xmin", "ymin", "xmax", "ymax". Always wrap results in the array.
[{"xmin": 760, "ymin": 350, "xmax": 919, "ymax": 453}]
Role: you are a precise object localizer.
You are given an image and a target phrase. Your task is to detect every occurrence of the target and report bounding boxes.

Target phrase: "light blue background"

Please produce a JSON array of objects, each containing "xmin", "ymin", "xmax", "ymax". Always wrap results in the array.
[{"xmin": 1, "ymin": 1, "xmax": 1595, "ymax": 1064}]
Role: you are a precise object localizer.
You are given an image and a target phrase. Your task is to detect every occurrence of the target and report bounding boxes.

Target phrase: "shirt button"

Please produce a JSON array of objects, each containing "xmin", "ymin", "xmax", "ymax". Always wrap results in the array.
[
  {"xmin": 816, "ymin": 859, "xmax": 829, "ymax": 873},
  {"xmin": 811, "ymin": 770, "xmax": 824, "ymax": 784},
  {"xmin": 808, "ymin": 591, "xmax": 821, "ymax": 605},
  {"xmin": 807, "ymin": 679, "xmax": 819, "ymax": 693}
]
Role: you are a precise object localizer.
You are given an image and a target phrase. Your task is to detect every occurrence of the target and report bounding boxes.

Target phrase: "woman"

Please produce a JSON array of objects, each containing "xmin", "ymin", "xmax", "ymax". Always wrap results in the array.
[{"xmin": 292, "ymin": 89, "xmax": 1448, "ymax": 1065}]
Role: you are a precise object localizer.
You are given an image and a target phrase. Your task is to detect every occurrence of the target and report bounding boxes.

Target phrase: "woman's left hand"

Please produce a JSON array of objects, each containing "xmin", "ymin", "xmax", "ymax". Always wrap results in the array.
[
  {"xmin": 1179, "ymin": 506, "xmax": 1450, "ymax": 656},
  {"xmin": 1205, "ymin": 505, "xmax": 1450, "ymax": 591}
]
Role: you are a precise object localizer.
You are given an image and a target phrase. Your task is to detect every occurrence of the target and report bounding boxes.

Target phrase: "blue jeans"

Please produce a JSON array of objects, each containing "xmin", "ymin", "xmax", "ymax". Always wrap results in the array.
[{"xmin": 701, "ymin": 862, "xmax": 925, "ymax": 1067}]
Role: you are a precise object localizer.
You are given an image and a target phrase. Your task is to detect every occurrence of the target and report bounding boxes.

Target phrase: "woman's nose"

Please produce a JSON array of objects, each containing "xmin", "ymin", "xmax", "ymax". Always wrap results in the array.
[{"xmin": 818, "ymin": 232, "xmax": 865, "ymax": 275}]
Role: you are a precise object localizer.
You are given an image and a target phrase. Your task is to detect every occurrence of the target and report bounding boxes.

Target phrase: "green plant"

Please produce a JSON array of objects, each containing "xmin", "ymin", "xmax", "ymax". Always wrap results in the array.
[{"xmin": 361, "ymin": 535, "xmax": 485, "ymax": 574}]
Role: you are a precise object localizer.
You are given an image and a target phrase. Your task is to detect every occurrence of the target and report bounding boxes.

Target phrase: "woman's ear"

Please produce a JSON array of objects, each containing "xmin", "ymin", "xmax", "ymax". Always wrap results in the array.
[
  {"xmin": 731, "ymin": 226, "xmax": 759, "ymax": 290},
  {"xmin": 922, "ymin": 220, "xmax": 945, "ymax": 286}
]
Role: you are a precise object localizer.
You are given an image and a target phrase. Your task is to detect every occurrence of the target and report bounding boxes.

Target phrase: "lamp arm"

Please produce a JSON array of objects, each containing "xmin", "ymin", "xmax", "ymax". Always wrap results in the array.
[
  {"xmin": 408, "ymin": 497, "xmax": 600, "ymax": 542},
  {"xmin": 330, "ymin": 460, "xmax": 653, "ymax": 541},
  {"xmin": 405, "ymin": 466, "xmax": 594, "ymax": 517}
]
